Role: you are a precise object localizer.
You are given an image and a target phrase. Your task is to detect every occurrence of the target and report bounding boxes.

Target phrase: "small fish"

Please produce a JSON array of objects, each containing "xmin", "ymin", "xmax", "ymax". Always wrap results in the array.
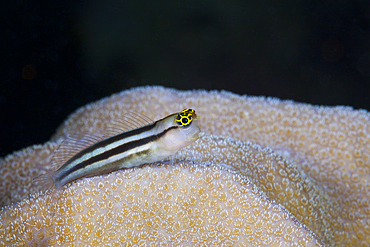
[{"xmin": 35, "ymin": 109, "xmax": 201, "ymax": 190}]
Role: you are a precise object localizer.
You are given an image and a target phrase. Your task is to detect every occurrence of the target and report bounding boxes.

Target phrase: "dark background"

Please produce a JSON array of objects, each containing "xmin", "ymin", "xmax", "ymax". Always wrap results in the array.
[{"xmin": 1, "ymin": 0, "xmax": 370, "ymax": 156}]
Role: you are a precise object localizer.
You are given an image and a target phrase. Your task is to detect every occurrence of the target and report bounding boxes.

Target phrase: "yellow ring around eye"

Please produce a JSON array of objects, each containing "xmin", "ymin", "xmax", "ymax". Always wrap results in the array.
[{"xmin": 174, "ymin": 108, "xmax": 198, "ymax": 128}]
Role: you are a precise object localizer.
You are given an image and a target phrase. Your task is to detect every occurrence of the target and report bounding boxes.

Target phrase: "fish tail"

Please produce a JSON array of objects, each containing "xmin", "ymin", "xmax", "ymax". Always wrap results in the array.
[
  {"xmin": 32, "ymin": 169, "xmax": 57, "ymax": 194},
  {"xmin": 32, "ymin": 170, "xmax": 61, "ymax": 217}
]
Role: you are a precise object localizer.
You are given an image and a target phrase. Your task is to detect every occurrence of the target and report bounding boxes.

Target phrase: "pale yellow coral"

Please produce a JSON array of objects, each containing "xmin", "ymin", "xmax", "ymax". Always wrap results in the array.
[
  {"xmin": 0, "ymin": 156, "xmax": 323, "ymax": 246},
  {"xmin": 1, "ymin": 86, "xmax": 370, "ymax": 246}
]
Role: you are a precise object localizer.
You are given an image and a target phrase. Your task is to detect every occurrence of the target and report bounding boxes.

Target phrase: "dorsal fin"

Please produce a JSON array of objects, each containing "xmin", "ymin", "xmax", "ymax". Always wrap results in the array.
[
  {"xmin": 105, "ymin": 111, "xmax": 154, "ymax": 137},
  {"xmin": 52, "ymin": 111, "xmax": 154, "ymax": 170},
  {"xmin": 32, "ymin": 133, "xmax": 105, "ymax": 193},
  {"xmin": 51, "ymin": 133, "xmax": 105, "ymax": 171}
]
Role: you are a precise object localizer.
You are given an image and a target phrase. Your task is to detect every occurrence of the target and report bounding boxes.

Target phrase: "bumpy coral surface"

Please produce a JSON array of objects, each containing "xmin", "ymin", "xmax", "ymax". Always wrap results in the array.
[
  {"xmin": 1, "ymin": 86, "xmax": 369, "ymax": 246},
  {"xmin": 0, "ymin": 159, "xmax": 323, "ymax": 246}
]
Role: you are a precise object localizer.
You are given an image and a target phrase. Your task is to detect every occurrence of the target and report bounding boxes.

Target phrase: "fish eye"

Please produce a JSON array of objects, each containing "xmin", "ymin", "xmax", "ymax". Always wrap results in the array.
[{"xmin": 174, "ymin": 108, "xmax": 197, "ymax": 128}]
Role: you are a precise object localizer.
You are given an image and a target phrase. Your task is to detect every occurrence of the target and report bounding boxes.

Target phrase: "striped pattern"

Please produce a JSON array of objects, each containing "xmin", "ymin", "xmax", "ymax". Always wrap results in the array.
[{"xmin": 52, "ymin": 117, "xmax": 179, "ymax": 188}]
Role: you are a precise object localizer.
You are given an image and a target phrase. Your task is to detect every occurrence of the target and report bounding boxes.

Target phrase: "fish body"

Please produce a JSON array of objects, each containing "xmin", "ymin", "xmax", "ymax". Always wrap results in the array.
[{"xmin": 37, "ymin": 109, "xmax": 201, "ymax": 189}]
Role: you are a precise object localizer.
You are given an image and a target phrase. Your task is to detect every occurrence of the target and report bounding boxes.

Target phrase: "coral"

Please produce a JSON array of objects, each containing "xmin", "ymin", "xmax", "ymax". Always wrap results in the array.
[
  {"xmin": 1, "ymin": 86, "xmax": 370, "ymax": 246},
  {"xmin": 0, "ymin": 158, "xmax": 323, "ymax": 246}
]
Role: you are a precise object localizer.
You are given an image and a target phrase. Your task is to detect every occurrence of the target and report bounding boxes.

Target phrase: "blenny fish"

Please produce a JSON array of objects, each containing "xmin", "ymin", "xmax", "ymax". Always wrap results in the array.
[{"xmin": 35, "ymin": 109, "xmax": 201, "ymax": 190}]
